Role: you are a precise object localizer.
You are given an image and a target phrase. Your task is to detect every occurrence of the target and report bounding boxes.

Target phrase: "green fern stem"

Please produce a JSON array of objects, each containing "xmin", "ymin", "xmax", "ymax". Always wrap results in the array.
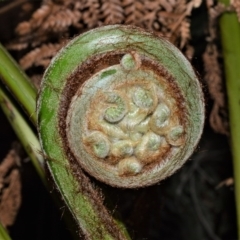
[
  {"xmin": 219, "ymin": 0, "xmax": 240, "ymax": 237},
  {"xmin": 0, "ymin": 43, "xmax": 37, "ymax": 124}
]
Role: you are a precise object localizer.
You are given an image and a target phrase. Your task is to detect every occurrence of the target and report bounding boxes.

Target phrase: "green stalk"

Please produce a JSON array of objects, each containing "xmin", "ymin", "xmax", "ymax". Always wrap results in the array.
[
  {"xmin": 0, "ymin": 87, "xmax": 47, "ymax": 186},
  {"xmin": 0, "ymin": 223, "xmax": 11, "ymax": 240},
  {"xmin": 0, "ymin": 43, "xmax": 37, "ymax": 124},
  {"xmin": 218, "ymin": 0, "xmax": 240, "ymax": 236}
]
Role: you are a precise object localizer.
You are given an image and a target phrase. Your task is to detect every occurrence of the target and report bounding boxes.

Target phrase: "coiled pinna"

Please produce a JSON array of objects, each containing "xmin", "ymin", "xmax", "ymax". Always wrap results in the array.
[{"xmin": 37, "ymin": 25, "xmax": 204, "ymax": 188}]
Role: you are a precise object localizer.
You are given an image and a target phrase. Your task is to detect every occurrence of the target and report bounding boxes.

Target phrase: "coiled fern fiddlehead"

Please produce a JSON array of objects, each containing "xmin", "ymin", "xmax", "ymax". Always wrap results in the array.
[{"xmin": 37, "ymin": 25, "xmax": 204, "ymax": 237}]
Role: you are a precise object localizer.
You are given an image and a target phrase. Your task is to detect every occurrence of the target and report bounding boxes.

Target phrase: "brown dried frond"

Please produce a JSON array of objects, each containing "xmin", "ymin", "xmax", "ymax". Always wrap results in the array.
[
  {"xmin": 16, "ymin": 4, "xmax": 52, "ymax": 36},
  {"xmin": 15, "ymin": 21, "xmax": 32, "ymax": 36},
  {"xmin": 101, "ymin": 0, "xmax": 124, "ymax": 24},
  {"xmin": 208, "ymin": 2, "xmax": 226, "ymax": 19},
  {"xmin": 82, "ymin": 0, "xmax": 101, "ymax": 29},
  {"xmin": 207, "ymin": 2, "xmax": 227, "ymax": 41},
  {"xmin": 204, "ymin": 0, "xmax": 229, "ymax": 134},
  {"xmin": 174, "ymin": 0, "xmax": 187, "ymax": 13},
  {"xmin": 11, "ymin": 0, "xmax": 204, "ymax": 55},
  {"xmin": 231, "ymin": 0, "xmax": 240, "ymax": 22},
  {"xmin": 179, "ymin": 18, "xmax": 191, "ymax": 49},
  {"xmin": 203, "ymin": 43, "xmax": 228, "ymax": 135},
  {"xmin": 14, "ymin": 0, "xmax": 82, "ymax": 48},
  {"xmin": 0, "ymin": 149, "xmax": 21, "ymax": 228},
  {"xmin": 8, "ymin": 31, "xmax": 52, "ymax": 50},
  {"xmin": 154, "ymin": 0, "xmax": 194, "ymax": 48},
  {"xmin": 185, "ymin": 44, "xmax": 195, "ymax": 60},
  {"xmin": 122, "ymin": 0, "xmax": 145, "ymax": 26},
  {"xmin": 141, "ymin": 0, "xmax": 163, "ymax": 31},
  {"xmin": 19, "ymin": 42, "xmax": 66, "ymax": 70},
  {"xmin": 6, "ymin": 42, "xmax": 29, "ymax": 51},
  {"xmin": 41, "ymin": 7, "xmax": 81, "ymax": 32}
]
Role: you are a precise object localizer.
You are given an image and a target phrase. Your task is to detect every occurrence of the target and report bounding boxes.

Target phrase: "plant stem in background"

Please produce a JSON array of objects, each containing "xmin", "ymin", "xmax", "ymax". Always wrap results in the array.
[
  {"xmin": 0, "ymin": 87, "xmax": 46, "ymax": 186},
  {"xmin": 0, "ymin": 43, "xmax": 37, "ymax": 124},
  {"xmin": 0, "ymin": 222, "xmax": 11, "ymax": 240},
  {"xmin": 219, "ymin": 0, "xmax": 240, "ymax": 237}
]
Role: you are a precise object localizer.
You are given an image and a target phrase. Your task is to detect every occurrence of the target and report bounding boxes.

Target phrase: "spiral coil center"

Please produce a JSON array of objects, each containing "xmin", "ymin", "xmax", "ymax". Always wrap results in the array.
[{"xmin": 66, "ymin": 53, "xmax": 186, "ymax": 176}]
